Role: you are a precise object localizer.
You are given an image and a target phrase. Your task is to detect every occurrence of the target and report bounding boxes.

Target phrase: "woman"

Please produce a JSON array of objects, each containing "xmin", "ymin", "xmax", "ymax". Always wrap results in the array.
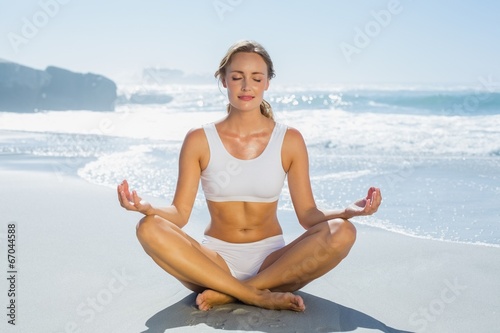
[{"xmin": 117, "ymin": 40, "xmax": 382, "ymax": 312}]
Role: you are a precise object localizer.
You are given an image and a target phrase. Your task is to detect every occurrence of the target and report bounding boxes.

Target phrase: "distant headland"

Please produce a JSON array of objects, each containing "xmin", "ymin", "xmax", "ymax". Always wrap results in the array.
[{"xmin": 0, "ymin": 59, "xmax": 117, "ymax": 112}]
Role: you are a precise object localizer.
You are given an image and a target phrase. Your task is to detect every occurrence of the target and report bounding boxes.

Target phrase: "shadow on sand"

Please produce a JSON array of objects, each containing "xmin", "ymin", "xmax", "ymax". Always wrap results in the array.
[{"xmin": 141, "ymin": 291, "xmax": 413, "ymax": 333}]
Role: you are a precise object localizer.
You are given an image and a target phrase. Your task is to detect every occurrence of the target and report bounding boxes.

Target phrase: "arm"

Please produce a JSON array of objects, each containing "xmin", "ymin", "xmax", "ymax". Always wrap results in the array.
[
  {"xmin": 117, "ymin": 128, "xmax": 206, "ymax": 228},
  {"xmin": 283, "ymin": 128, "xmax": 381, "ymax": 230}
]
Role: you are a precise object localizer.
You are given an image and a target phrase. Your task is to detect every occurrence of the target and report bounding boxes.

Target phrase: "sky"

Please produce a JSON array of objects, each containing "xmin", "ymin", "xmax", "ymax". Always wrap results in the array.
[{"xmin": 1, "ymin": 0, "xmax": 500, "ymax": 86}]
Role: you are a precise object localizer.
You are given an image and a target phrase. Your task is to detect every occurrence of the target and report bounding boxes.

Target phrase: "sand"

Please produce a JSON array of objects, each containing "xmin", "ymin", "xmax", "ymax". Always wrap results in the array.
[{"xmin": 1, "ymin": 154, "xmax": 499, "ymax": 333}]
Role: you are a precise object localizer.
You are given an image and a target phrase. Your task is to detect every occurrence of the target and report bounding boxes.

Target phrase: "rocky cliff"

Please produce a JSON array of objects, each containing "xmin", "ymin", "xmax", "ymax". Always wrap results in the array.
[{"xmin": 0, "ymin": 60, "xmax": 117, "ymax": 112}]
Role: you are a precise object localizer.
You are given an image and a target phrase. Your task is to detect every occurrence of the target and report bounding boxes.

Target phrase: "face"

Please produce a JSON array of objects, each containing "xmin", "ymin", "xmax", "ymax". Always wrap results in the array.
[{"xmin": 222, "ymin": 52, "xmax": 270, "ymax": 113}]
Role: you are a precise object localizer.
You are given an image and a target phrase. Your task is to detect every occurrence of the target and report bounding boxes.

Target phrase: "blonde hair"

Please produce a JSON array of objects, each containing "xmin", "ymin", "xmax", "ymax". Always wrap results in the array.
[{"xmin": 215, "ymin": 40, "xmax": 276, "ymax": 120}]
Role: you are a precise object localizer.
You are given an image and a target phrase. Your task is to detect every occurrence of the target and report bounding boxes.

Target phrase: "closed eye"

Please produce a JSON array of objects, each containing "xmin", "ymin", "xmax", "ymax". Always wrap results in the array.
[{"xmin": 231, "ymin": 77, "xmax": 262, "ymax": 82}]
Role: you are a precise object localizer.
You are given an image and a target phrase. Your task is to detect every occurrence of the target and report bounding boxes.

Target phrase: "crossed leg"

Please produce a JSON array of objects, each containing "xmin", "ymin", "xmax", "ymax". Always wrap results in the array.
[
  {"xmin": 135, "ymin": 215, "xmax": 306, "ymax": 311},
  {"xmin": 196, "ymin": 218, "xmax": 357, "ymax": 310}
]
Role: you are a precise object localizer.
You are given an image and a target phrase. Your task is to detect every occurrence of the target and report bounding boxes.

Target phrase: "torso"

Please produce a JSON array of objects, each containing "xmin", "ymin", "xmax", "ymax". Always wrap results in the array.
[
  {"xmin": 205, "ymin": 201, "xmax": 282, "ymax": 243},
  {"xmin": 199, "ymin": 119, "xmax": 288, "ymax": 243}
]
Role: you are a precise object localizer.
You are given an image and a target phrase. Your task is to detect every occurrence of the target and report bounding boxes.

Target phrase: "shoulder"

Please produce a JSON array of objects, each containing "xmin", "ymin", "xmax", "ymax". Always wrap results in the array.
[
  {"xmin": 282, "ymin": 125, "xmax": 306, "ymax": 147},
  {"xmin": 177, "ymin": 126, "xmax": 210, "ymax": 170},
  {"xmin": 184, "ymin": 127, "xmax": 207, "ymax": 143},
  {"xmin": 281, "ymin": 125, "xmax": 308, "ymax": 171},
  {"xmin": 180, "ymin": 126, "xmax": 209, "ymax": 156}
]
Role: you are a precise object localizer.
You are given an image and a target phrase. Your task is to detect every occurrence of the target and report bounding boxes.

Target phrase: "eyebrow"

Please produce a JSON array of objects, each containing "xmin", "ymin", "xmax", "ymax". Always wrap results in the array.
[{"xmin": 230, "ymin": 70, "xmax": 265, "ymax": 75}]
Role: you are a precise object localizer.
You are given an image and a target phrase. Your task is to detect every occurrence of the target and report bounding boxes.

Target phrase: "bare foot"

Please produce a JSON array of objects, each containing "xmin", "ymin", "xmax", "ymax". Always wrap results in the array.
[
  {"xmin": 196, "ymin": 289, "xmax": 236, "ymax": 311},
  {"xmin": 253, "ymin": 290, "xmax": 305, "ymax": 312}
]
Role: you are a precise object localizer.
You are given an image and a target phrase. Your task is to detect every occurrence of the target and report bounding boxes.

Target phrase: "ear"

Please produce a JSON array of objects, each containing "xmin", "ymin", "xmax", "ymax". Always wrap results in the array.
[
  {"xmin": 221, "ymin": 77, "xmax": 228, "ymax": 88},
  {"xmin": 264, "ymin": 78, "xmax": 270, "ymax": 91}
]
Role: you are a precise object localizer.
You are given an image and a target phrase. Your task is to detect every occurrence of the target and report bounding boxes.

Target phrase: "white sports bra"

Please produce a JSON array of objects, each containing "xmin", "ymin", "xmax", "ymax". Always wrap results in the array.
[{"xmin": 200, "ymin": 122, "xmax": 287, "ymax": 203}]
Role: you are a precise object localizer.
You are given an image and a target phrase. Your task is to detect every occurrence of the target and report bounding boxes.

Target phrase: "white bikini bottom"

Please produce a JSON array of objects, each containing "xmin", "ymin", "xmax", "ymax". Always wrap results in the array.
[{"xmin": 202, "ymin": 234, "xmax": 285, "ymax": 280}]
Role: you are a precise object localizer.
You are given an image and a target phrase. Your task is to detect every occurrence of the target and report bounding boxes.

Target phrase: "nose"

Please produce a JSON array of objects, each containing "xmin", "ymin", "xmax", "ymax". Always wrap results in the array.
[{"xmin": 241, "ymin": 78, "xmax": 250, "ymax": 91}]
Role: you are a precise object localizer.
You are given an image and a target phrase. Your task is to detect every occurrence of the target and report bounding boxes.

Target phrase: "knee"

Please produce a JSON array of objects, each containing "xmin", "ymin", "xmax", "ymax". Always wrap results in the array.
[
  {"xmin": 327, "ymin": 218, "xmax": 357, "ymax": 255},
  {"xmin": 136, "ymin": 215, "xmax": 162, "ymax": 244}
]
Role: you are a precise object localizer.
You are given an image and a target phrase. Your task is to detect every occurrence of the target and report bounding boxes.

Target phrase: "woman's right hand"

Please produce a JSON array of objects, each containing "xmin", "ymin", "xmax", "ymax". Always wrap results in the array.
[{"xmin": 117, "ymin": 180, "xmax": 153, "ymax": 215}]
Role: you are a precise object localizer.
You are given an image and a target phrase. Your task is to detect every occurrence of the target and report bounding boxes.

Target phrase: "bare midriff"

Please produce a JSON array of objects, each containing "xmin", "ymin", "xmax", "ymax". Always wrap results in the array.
[{"xmin": 204, "ymin": 200, "xmax": 283, "ymax": 243}]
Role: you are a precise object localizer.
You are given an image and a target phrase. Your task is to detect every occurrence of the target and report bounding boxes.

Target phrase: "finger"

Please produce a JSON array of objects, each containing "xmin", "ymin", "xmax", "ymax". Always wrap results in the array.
[
  {"xmin": 364, "ymin": 198, "xmax": 372, "ymax": 213},
  {"xmin": 371, "ymin": 191, "xmax": 381, "ymax": 212},
  {"xmin": 119, "ymin": 180, "xmax": 128, "ymax": 195},
  {"xmin": 118, "ymin": 181, "xmax": 128, "ymax": 197},
  {"xmin": 120, "ymin": 189, "xmax": 130, "ymax": 205},
  {"xmin": 117, "ymin": 185, "xmax": 122, "ymax": 203},
  {"xmin": 132, "ymin": 190, "xmax": 143, "ymax": 206},
  {"xmin": 121, "ymin": 189, "xmax": 133, "ymax": 208},
  {"xmin": 373, "ymin": 188, "xmax": 382, "ymax": 205},
  {"xmin": 118, "ymin": 190, "xmax": 129, "ymax": 208},
  {"xmin": 118, "ymin": 187, "xmax": 128, "ymax": 207}
]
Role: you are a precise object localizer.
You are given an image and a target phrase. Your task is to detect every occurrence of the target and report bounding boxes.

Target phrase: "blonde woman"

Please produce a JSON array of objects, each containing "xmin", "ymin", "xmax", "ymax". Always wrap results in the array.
[{"xmin": 118, "ymin": 40, "xmax": 382, "ymax": 311}]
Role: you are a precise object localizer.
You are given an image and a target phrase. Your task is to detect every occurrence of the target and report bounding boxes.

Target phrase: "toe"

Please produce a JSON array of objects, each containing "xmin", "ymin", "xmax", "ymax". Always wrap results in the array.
[{"xmin": 195, "ymin": 293, "xmax": 204, "ymax": 306}]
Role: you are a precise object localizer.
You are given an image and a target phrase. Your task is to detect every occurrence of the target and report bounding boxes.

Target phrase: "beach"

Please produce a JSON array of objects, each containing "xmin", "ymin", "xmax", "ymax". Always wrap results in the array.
[{"xmin": 1, "ymin": 153, "xmax": 499, "ymax": 333}]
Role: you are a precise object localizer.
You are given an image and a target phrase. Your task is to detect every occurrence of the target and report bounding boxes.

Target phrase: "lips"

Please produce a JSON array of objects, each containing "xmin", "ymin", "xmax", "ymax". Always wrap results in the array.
[{"xmin": 238, "ymin": 96, "xmax": 254, "ymax": 101}]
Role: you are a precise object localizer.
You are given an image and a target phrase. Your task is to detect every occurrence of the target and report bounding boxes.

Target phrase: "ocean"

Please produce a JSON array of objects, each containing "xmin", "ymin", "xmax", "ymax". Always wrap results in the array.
[{"xmin": 1, "ymin": 83, "xmax": 499, "ymax": 247}]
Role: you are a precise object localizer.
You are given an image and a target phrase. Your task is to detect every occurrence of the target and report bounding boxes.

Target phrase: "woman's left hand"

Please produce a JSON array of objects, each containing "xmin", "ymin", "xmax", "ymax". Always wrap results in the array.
[{"xmin": 344, "ymin": 187, "xmax": 382, "ymax": 218}]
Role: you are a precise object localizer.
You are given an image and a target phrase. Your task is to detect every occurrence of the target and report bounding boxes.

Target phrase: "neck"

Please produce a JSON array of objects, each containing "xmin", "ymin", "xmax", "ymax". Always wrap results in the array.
[{"xmin": 224, "ymin": 107, "xmax": 272, "ymax": 134}]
